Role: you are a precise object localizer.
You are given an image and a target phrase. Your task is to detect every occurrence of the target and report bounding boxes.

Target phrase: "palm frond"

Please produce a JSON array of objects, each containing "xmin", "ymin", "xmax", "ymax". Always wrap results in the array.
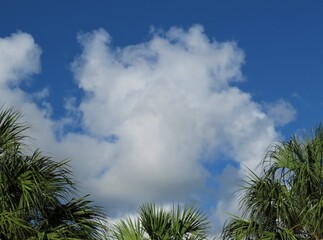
[
  {"xmin": 139, "ymin": 203, "xmax": 171, "ymax": 240},
  {"xmin": 171, "ymin": 204, "xmax": 209, "ymax": 240},
  {"xmin": 112, "ymin": 217, "xmax": 144, "ymax": 240}
]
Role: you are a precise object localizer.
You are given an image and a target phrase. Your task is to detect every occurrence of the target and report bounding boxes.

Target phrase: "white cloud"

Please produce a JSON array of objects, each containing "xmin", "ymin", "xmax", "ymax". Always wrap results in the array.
[
  {"xmin": 0, "ymin": 32, "xmax": 41, "ymax": 86},
  {"xmin": 70, "ymin": 25, "xmax": 281, "ymax": 216},
  {"xmin": 0, "ymin": 32, "xmax": 57, "ymax": 151},
  {"xmin": 0, "ymin": 27, "xmax": 296, "ymax": 232}
]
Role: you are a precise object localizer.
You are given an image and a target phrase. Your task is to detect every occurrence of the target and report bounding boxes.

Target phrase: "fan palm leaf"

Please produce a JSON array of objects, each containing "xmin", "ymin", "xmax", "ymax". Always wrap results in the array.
[{"xmin": 112, "ymin": 203, "xmax": 209, "ymax": 240}]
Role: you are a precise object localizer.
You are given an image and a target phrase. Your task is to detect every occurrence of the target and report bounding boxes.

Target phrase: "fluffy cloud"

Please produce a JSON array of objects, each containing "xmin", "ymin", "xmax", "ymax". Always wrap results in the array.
[
  {"xmin": 0, "ymin": 27, "xmax": 296, "ymax": 232},
  {"xmin": 70, "ymin": 25, "xmax": 280, "ymax": 215},
  {"xmin": 0, "ymin": 32, "xmax": 41, "ymax": 86}
]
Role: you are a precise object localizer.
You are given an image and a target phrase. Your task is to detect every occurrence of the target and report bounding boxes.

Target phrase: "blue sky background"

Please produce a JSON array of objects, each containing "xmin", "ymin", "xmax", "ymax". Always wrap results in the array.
[
  {"xmin": 1, "ymin": 0, "xmax": 322, "ymax": 233},
  {"xmin": 1, "ymin": 1, "xmax": 322, "ymax": 131}
]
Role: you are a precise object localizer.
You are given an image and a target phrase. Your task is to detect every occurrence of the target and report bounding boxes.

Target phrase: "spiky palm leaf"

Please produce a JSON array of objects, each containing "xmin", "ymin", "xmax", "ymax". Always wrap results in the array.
[
  {"xmin": 112, "ymin": 218, "xmax": 144, "ymax": 240},
  {"xmin": 170, "ymin": 204, "xmax": 209, "ymax": 240},
  {"xmin": 139, "ymin": 203, "xmax": 172, "ymax": 240}
]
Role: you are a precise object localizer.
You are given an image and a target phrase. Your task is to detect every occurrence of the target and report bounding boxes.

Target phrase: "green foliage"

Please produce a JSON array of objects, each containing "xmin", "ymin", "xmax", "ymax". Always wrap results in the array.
[
  {"xmin": 112, "ymin": 218, "xmax": 144, "ymax": 240},
  {"xmin": 222, "ymin": 124, "xmax": 323, "ymax": 240},
  {"xmin": 0, "ymin": 107, "xmax": 108, "ymax": 239},
  {"xmin": 112, "ymin": 203, "xmax": 210, "ymax": 240}
]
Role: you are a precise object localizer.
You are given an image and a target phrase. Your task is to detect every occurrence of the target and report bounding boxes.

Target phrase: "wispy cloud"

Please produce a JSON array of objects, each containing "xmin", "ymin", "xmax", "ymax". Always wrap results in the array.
[{"xmin": 263, "ymin": 99, "xmax": 296, "ymax": 126}]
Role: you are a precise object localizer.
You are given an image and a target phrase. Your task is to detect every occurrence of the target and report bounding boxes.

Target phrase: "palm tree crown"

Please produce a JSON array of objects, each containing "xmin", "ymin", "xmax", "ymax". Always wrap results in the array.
[
  {"xmin": 112, "ymin": 203, "xmax": 210, "ymax": 240},
  {"xmin": 0, "ymin": 107, "xmax": 108, "ymax": 239},
  {"xmin": 222, "ymin": 124, "xmax": 323, "ymax": 240}
]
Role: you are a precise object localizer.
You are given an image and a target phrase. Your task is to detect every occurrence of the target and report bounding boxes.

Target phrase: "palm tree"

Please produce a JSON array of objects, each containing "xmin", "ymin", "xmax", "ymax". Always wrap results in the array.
[
  {"xmin": 112, "ymin": 203, "xmax": 210, "ymax": 240},
  {"xmin": 221, "ymin": 124, "xmax": 323, "ymax": 240},
  {"xmin": 0, "ymin": 107, "xmax": 108, "ymax": 239}
]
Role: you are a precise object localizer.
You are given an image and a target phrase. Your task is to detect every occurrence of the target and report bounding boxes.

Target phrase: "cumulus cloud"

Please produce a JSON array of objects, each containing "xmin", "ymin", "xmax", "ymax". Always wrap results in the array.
[
  {"xmin": 70, "ymin": 25, "xmax": 283, "ymax": 215},
  {"xmin": 0, "ymin": 27, "xmax": 296, "ymax": 232},
  {"xmin": 0, "ymin": 32, "xmax": 41, "ymax": 86}
]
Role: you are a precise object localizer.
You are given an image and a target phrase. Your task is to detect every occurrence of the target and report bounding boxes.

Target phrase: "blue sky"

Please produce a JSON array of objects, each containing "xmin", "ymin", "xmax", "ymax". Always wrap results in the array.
[{"xmin": 1, "ymin": 0, "xmax": 322, "ymax": 233}]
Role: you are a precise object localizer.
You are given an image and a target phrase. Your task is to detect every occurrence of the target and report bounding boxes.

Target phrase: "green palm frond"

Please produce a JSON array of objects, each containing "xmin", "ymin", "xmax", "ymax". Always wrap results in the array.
[
  {"xmin": 0, "ymin": 107, "xmax": 29, "ymax": 152},
  {"xmin": 139, "ymin": 203, "xmax": 172, "ymax": 240},
  {"xmin": 0, "ymin": 210, "xmax": 33, "ymax": 239},
  {"xmin": 170, "ymin": 204, "xmax": 209, "ymax": 240},
  {"xmin": 221, "ymin": 216, "xmax": 263, "ymax": 239},
  {"xmin": 112, "ymin": 217, "xmax": 144, "ymax": 240},
  {"xmin": 36, "ymin": 195, "xmax": 108, "ymax": 240}
]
